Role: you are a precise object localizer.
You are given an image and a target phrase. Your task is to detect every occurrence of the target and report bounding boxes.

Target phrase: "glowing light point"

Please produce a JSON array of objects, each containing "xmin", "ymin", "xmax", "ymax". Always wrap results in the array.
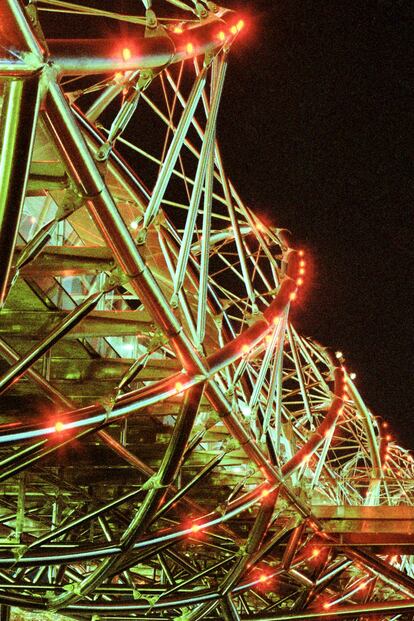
[
  {"xmin": 289, "ymin": 292, "xmax": 297, "ymax": 301},
  {"xmin": 29, "ymin": 216, "xmax": 37, "ymax": 224},
  {"xmin": 230, "ymin": 25, "xmax": 238, "ymax": 35},
  {"xmin": 175, "ymin": 381, "xmax": 184, "ymax": 393},
  {"xmin": 323, "ymin": 602, "xmax": 331, "ymax": 610},
  {"xmin": 296, "ymin": 277, "xmax": 303, "ymax": 286},
  {"xmin": 241, "ymin": 344, "xmax": 249, "ymax": 354},
  {"xmin": 299, "ymin": 259, "xmax": 306, "ymax": 267},
  {"xmin": 237, "ymin": 19, "xmax": 245, "ymax": 31},
  {"xmin": 54, "ymin": 421, "xmax": 65, "ymax": 433},
  {"xmin": 261, "ymin": 488, "xmax": 270, "ymax": 498},
  {"xmin": 186, "ymin": 42, "xmax": 194, "ymax": 54},
  {"xmin": 217, "ymin": 31, "xmax": 226, "ymax": 42},
  {"xmin": 259, "ymin": 574, "xmax": 267, "ymax": 582},
  {"xmin": 311, "ymin": 548, "xmax": 320, "ymax": 558},
  {"xmin": 350, "ymin": 372, "xmax": 356, "ymax": 380},
  {"xmin": 191, "ymin": 523, "xmax": 201, "ymax": 532},
  {"xmin": 130, "ymin": 220, "xmax": 138, "ymax": 230},
  {"xmin": 299, "ymin": 268, "xmax": 305, "ymax": 275},
  {"xmin": 122, "ymin": 47, "xmax": 132, "ymax": 61},
  {"xmin": 173, "ymin": 26, "xmax": 183, "ymax": 34},
  {"xmin": 335, "ymin": 351, "xmax": 343, "ymax": 359},
  {"xmin": 386, "ymin": 434, "xmax": 392, "ymax": 442},
  {"xmin": 298, "ymin": 249, "xmax": 305, "ymax": 257}
]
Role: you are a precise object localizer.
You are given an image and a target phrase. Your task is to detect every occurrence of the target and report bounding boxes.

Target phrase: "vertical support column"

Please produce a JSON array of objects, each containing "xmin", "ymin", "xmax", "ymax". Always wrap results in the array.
[
  {"xmin": 0, "ymin": 605, "xmax": 10, "ymax": 621},
  {"xmin": 0, "ymin": 75, "xmax": 41, "ymax": 307}
]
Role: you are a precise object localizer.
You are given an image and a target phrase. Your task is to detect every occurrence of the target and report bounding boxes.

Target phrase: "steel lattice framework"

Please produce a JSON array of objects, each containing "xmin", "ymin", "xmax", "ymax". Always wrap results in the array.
[{"xmin": 0, "ymin": 2, "xmax": 413, "ymax": 620}]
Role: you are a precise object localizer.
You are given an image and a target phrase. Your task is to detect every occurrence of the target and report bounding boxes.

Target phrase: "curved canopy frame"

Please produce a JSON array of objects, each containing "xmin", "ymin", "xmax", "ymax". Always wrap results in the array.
[{"xmin": 0, "ymin": 1, "xmax": 412, "ymax": 620}]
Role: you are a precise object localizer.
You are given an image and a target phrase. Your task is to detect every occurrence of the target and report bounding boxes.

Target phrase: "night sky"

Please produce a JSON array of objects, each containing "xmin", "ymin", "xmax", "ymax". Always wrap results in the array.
[
  {"xmin": 41, "ymin": 2, "xmax": 412, "ymax": 445},
  {"xmin": 218, "ymin": 1, "xmax": 413, "ymax": 446}
]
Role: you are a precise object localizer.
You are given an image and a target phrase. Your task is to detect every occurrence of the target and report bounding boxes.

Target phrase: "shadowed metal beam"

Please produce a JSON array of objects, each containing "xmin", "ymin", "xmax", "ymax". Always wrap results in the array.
[
  {"xmin": 0, "ymin": 290, "xmax": 104, "ymax": 395},
  {"xmin": 0, "ymin": 75, "xmax": 41, "ymax": 307},
  {"xmin": 0, "ymin": 309, "xmax": 154, "ymax": 338}
]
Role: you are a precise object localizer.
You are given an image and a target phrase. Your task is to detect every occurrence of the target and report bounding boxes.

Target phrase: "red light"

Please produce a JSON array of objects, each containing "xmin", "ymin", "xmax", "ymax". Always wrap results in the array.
[
  {"xmin": 289, "ymin": 292, "xmax": 297, "ymax": 301},
  {"xmin": 54, "ymin": 421, "xmax": 65, "ymax": 433},
  {"xmin": 298, "ymin": 250, "xmax": 305, "ymax": 257},
  {"xmin": 122, "ymin": 48, "xmax": 132, "ymax": 61},
  {"xmin": 296, "ymin": 277, "xmax": 303, "ymax": 286},
  {"xmin": 382, "ymin": 421, "xmax": 388, "ymax": 428},
  {"xmin": 386, "ymin": 434, "xmax": 392, "ymax": 441},
  {"xmin": 299, "ymin": 260, "xmax": 306, "ymax": 267},
  {"xmin": 217, "ymin": 31, "xmax": 226, "ymax": 42},
  {"xmin": 299, "ymin": 268, "xmax": 305, "ymax": 275},
  {"xmin": 259, "ymin": 574, "xmax": 267, "ymax": 582},
  {"xmin": 186, "ymin": 42, "xmax": 194, "ymax": 54},
  {"xmin": 311, "ymin": 548, "xmax": 320, "ymax": 558},
  {"xmin": 323, "ymin": 602, "xmax": 331, "ymax": 610}
]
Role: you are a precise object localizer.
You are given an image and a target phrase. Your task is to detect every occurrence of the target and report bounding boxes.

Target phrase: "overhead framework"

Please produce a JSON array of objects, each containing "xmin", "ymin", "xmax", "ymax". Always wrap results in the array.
[{"xmin": 0, "ymin": 1, "xmax": 413, "ymax": 620}]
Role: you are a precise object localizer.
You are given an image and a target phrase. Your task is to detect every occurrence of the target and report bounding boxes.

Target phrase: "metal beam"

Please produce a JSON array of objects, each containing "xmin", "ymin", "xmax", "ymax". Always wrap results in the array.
[{"xmin": 0, "ymin": 75, "xmax": 41, "ymax": 307}]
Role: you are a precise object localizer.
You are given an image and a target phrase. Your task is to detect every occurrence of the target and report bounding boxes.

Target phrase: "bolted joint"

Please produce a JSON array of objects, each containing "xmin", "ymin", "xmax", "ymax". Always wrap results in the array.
[
  {"xmin": 195, "ymin": 2, "xmax": 208, "ymax": 18},
  {"xmin": 145, "ymin": 9, "xmax": 157, "ymax": 28},
  {"xmin": 141, "ymin": 473, "xmax": 167, "ymax": 491}
]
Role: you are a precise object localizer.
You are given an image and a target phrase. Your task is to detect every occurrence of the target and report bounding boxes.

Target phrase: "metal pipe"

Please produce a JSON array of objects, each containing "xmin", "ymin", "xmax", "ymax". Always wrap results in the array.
[
  {"xmin": 2, "ymin": 0, "xmax": 45, "ymax": 59},
  {"xmin": 172, "ymin": 57, "xmax": 226, "ymax": 301},
  {"xmin": 142, "ymin": 66, "xmax": 207, "ymax": 231},
  {"xmin": 47, "ymin": 36, "xmax": 173, "ymax": 75},
  {"xmin": 239, "ymin": 598, "xmax": 414, "ymax": 620},
  {"xmin": 0, "ymin": 290, "xmax": 104, "ymax": 394},
  {"xmin": 0, "ymin": 75, "xmax": 41, "ymax": 307},
  {"xmin": 220, "ymin": 492, "xmax": 278, "ymax": 596},
  {"xmin": 281, "ymin": 523, "xmax": 306, "ymax": 570}
]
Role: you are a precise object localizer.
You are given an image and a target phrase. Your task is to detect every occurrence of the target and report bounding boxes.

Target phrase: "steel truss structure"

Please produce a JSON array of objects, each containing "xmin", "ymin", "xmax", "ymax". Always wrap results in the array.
[{"xmin": 0, "ymin": 1, "xmax": 412, "ymax": 620}]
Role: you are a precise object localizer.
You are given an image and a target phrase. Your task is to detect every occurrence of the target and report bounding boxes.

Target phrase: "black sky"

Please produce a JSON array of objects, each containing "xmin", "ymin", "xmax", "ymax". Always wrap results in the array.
[{"xmin": 216, "ymin": 0, "xmax": 413, "ymax": 445}]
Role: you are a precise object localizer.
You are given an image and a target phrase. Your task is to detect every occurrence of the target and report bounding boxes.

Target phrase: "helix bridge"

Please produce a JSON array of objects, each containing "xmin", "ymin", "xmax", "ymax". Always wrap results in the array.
[{"xmin": 0, "ymin": 1, "xmax": 413, "ymax": 619}]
